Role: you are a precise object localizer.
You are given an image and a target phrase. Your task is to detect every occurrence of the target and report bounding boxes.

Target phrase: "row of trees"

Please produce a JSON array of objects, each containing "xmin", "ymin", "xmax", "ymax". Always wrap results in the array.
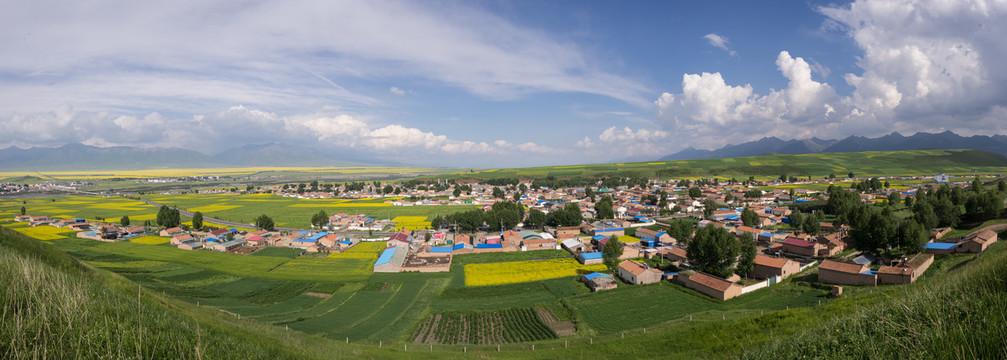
[{"xmin": 430, "ymin": 201, "xmax": 582, "ymax": 232}]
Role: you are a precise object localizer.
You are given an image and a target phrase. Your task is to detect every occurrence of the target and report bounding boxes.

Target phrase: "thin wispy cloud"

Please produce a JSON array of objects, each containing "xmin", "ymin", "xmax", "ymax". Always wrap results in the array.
[{"xmin": 703, "ymin": 33, "xmax": 737, "ymax": 56}]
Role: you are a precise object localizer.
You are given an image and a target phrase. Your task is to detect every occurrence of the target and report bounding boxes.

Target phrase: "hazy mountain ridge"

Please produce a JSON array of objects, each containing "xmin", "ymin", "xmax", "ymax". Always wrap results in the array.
[
  {"xmin": 0, "ymin": 143, "xmax": 368, "ymax": 170},
  {"xmin": 660, "ymin": 131, "xmax": 1007, "ymax": 160}
]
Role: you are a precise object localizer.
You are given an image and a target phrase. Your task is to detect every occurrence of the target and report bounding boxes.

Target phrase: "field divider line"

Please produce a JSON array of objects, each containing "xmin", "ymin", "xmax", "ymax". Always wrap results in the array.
[
  {"xmin": 329, "ymin": 283, "xmax": 409, "ymax": 333},
  {"xmin": 268, "ymin": 289, "xmax": 359, "ymax": 325},
  {"xmin": 361, "ymin": 280, "xmax": 437, "ymax": 343}
]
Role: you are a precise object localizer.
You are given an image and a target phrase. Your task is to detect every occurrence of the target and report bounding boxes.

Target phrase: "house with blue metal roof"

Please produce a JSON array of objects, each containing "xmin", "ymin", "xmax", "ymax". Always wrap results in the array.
[
  {"xmin": 579, "ymin": 272, "xmax": 617, "ymax": 291},
  {"xmin": 374, "ymin": 246, "xmax": 408, "ymax": 273}
]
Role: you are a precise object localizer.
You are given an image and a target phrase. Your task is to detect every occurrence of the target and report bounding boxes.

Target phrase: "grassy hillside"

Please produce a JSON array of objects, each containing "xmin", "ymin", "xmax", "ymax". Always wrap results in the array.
[{"xmin": 434, "ymin": 149, "xmax": 1007, "ymax": 181}]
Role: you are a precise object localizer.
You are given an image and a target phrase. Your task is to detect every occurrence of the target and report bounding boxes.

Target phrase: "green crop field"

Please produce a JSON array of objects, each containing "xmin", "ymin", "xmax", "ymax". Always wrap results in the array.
[
  {"xmin": 427, "ymin": 149, "xmax": 1007, "ymax": 181},
  {"xmin": 411, "ymin": 307, "xmax": 558, "ymax": 344}
]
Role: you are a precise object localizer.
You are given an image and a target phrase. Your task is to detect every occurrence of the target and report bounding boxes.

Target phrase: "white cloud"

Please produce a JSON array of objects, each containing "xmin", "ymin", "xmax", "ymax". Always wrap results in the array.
[
  {"xmin": 389, "ymin": 87, "xmax": 407, "ymax": 95},
  {"xmin": 819, "ymin": 0, "xmax": 1007, "ymax": 131},
  {"xmin": 0, "ymin": 0, "xmax": 650, "ymax": 115},
  {"xmin": 653, "ymin": 1, "xmax": 1007, "ymax": 152},
  {"xmin": 598, "ymin": 127, "xmax": 670, "ymax": 143},
  {"xmin": 655, "ymin": 51, "xmax": 843, "ymax": 149},
  {"xmin": 703, "ymin": 33, "xmax": 737, "ymax": 56},
  {"xmin": 576, "ymin": 127, "xmax": 672, "ymax": 159},
  {"xmin": 0, "ymin": 105, "xmax": 558, "ymax": 166}
]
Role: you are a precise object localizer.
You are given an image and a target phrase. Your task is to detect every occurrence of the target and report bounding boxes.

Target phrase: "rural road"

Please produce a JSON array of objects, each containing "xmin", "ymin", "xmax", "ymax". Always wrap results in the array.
[{"xmin": 136, "ymin": 199, "xmax": 396, "ymax": 236}]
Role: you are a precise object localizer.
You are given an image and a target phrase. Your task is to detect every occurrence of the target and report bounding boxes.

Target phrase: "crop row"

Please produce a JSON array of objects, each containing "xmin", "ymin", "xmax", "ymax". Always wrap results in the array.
[{"xmin": 411, "ymin": 308, "xmax": 556, "ymax": 345}]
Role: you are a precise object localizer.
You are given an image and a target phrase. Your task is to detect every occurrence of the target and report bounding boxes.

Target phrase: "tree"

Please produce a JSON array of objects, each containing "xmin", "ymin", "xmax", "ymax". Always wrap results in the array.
[
  {"xmin": 453, "ymin": 188, "xmax": 462, "ymax": 197},
  {"xmin": 736, "ymin": 233, "xmax": 757, "ymax": 277},
  {"xmin": 525, "ymin": 209, "xmax": 547, "ymax": 228},
  {"xmin": 788, "ymin": 211, "xmax": 805, "ymax": 231},
  {"xmin": 912, "ymin": 201, "xmax": 939, "ymax": 229},
  {"xmin": 585, "ymin": 187, "xmax": 595, "ymax": 201},
  {"xmin": 492, "ymin": 187, "xmax": 505, "ymax": 199},
  {"xmin": 904, "ymin": 196, "xmax": 914, "ymax": 208},
  {"xmin": 888, "ymin": 192, "xmax": 901, "ymax": 206},
  {"xmin": 895, "ymin": 220, "xmax": 928, "ymax": 254},
  {"xmin": 120, "ymin": 216, "xmax": 130, "ymax": 227},
  {"xmin": 310, "ymin": 210, "xmax": 329, "ymax": 228},
  {"xmin": 658, "ymin": 191, "xmax": 668, "ymax": 208},
  {"xmin": 689, "ymin": 187, "xmax": 702, "ymax": 199},
  {"xmin": 513, "ymin": 192, "xmax": 522, "ymax": 202},
  {"xmin": 964, "ymin": 190, "xmax": 1004, "ymax": 222},
  {"xmin": 255, "ymin": 214, "xmax": 275, "ymax": 231},
  {"xmin": 602, "ymin": 238, "xmax": 625, "ymax": 271},
  {"xmin": 999, "ymin": 180, "xmax": 1007, "ymax": 193},
  {"xmin": 383, "ymin": 185, "xmax": 394, "ymax": 194},
  {"xmin": 595, "ymin": 196, "xmax": 615, "ymax": 219},
  {"xmin": 801, "ymin": 212, "xmax": 822, "ymax": 235},
  {"xmin": 156, "ymin": 206, "xmax": 181, "ymax": 228},
  {"xmin": 192, "ymin": 211, "xmax": 204, "ymax": 230},
  {"xmin": 970, "ymin": 177, "xmax": 983, "ymax": 193},
  {"xmin": 394, "ymin": 187, "xmax": 402, "ymax": 195},
  {"xmin": 20, "ymin": 206, "xmax": 26, "ymax": 215},
  {"xmin": 741, "ymin": 208, "xmax": 760, "ymax": 227},
  {"xmin": 847, "ymin": 205, "xmax": 898, "ymax": 255},
  {"xmin": 664, "ymin": 217, "xmax": 696, "ymax": 245},
  {"xmin": 848, "ymin": 172, "xmax": 855, "ymax": 179},
  {"xmin": 744, "ymin": 189, "xmax": 762, "ymax": 199},
  {"xmin": 702, "ymin": 199, "xmax": 717, "ymax": 219},
  {"xmin": 687, "ymin": 226, "xmax": 740, "ymax": 279},
  {"xmin": 548, "ymin": 202, "xmax": 583, "ymax": 227}
]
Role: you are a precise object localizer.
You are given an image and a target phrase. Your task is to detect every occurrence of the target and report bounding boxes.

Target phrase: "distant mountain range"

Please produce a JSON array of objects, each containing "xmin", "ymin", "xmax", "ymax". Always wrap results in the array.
[
  {"xmin": 659, "ymin": 131, "xmax": 1007, "ymax": 160},
  {"xmin": 0, "ymin": 142, "xmax": 369, "ymax": 171}
]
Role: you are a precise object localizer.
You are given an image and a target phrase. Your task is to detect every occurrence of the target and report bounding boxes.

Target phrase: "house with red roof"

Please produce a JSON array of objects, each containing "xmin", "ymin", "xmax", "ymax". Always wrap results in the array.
[
  {"xmin": 781, "ymin": 237, "xmax": 822, "ymax": 258},
  {"xmin": 617, "ymin": 260, "xmax": 662, "ymax": 285},
  {"xmin": 750, "ymin": 254, "xmax": 800, "ymax": 280},
  {"xmin": 818, "ymin": 260, "xmax": 876, "ymax": 286}
]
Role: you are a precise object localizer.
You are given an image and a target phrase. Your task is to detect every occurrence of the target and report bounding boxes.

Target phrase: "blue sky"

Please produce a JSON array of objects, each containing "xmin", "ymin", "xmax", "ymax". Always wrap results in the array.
[{"xmin": 2, "ymin": 0, "xmax": 1006, "ymax": 167}]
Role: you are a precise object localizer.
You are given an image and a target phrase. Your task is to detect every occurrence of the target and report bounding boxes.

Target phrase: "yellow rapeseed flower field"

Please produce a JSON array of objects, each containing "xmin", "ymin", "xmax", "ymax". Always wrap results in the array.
[
  {"xmin": 344, "ymin": 241, "xmax": 388, "ymax": 253},
  {"xmin": 129, "ymin": 235, "xmax": 170, "ymax": 245},
  {"xmin": 616, "ymin": 235, "xmax": 641, "ymax": 244},
  {"xmin": 392, "ymin": 216, "xmax": 431, "ymax": 230},
  {"xmin": 12, "ymin": 226, "xmax": 75, "ymax": 240},
  {"xmin": 465, "ymin": 258, "xmax": 607, "ymax": 287}
]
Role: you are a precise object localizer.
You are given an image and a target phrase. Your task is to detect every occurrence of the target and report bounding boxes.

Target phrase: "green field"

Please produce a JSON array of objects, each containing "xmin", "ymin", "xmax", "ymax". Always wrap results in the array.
[{"xmin": 428, "ymin": 149, "xmax": 1007, "ymax": 181}]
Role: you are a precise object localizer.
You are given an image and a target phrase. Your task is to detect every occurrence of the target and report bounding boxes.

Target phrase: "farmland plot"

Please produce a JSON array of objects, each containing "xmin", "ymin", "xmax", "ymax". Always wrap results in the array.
[
  {"xmin": 464, "ymin": 258, "xmax": 607, "ymax": 286},
  {"xmin": 411, "ymin": 308, "xmax": 557, "ymax": 344}
]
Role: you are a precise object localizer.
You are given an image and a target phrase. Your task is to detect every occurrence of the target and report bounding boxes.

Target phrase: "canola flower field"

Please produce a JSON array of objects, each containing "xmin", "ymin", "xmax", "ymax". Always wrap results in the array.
[
  {"xmin": 129, "ymin": 235, "xmax": 171, "ymax": 245},
  {"xmin": 392, "ymin": 216, "xmax": 431, "ymax": 231},
  {"xmin": 464, "ymin": 258, "xmax": 608, "ymax": 287}
]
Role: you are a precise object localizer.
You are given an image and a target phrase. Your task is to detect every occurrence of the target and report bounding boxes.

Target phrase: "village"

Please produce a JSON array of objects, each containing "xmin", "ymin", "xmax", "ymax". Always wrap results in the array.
[{"xmin": 13, "ymin": 171, "xmax": 1002, "ymax": 302}]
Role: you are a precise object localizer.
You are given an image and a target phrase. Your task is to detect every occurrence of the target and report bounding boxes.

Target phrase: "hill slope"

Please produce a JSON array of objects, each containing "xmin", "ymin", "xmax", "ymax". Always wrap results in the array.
[
  {"xmin": 435, "ymin": 149, "xmax": 1007, "ymax": 181},
  {"xmin": 661, "ymin": 131, "xmax": 1007, "ymax": 160}
]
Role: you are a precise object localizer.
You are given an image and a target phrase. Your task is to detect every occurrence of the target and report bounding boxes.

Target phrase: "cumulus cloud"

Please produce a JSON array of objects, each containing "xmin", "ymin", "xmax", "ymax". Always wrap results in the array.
[
  {"xmin": 822, "ymin": 0, "xmax": 1007, "ymax": 132},
  {"xmin": 576, "ymin": 126, "xmax": 672, "ymax": 159},
  {"xmin": 655, "ymin": 51, "xmax": 842, "ymax": 149},
  {"xmin": 703, "ymin": 33, "xmax": 737, "ymax": 56},
  {"xmin": 655, "ymin": 1, "xmax": 1007, "ymax": 152},
  {"xmin": 0, "ymin": 105, "xmax": 556, "ymax": 166}
]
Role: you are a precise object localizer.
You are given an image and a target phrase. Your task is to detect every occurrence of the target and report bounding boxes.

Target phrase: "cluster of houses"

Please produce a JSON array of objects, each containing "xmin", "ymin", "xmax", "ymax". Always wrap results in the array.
[
  {"xmin": 16, "ymin": 214, "xmax": 147, "ymax": 240},
  {"xmin": 12, "ymin": 171, "xmax": 1002, "ymax": 302}
]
